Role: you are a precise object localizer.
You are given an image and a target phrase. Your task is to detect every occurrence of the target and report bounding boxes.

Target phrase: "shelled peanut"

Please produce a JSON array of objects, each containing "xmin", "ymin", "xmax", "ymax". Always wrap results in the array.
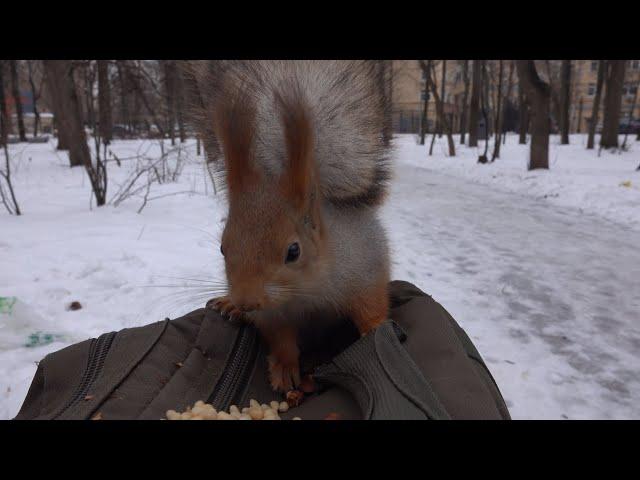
[{"xmin": 165, "ymin": 398, "xmax": 302, "ymax": 421}]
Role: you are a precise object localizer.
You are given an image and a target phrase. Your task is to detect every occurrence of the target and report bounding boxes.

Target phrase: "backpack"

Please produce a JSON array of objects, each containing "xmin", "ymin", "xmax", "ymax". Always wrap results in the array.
[{"xmin": 14, "ymin": 281, "xmax": 510, "ymax": 420}]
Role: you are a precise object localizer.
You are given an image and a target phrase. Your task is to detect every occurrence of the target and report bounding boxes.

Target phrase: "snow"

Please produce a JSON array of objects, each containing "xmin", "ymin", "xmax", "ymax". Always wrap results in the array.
[
  {"xmin": 398, "ymin": 133, "xmax": 640, "ymax": 231},
  {"xmin": 1, "ymin": 134, "xmax": 639, "ymax": 419}
]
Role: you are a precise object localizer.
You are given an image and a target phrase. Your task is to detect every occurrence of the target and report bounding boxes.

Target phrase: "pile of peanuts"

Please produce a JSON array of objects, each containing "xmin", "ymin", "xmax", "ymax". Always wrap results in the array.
[{"xmin": 166, "ymin": 398, "xmax": 302, "ymax": 421}]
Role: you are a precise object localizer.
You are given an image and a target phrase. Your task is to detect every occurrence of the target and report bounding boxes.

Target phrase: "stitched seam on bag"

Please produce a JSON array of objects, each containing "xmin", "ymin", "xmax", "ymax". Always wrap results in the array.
[{"xmin": 138, "ymin": 316, "xmax": 209, "ymax": 417}]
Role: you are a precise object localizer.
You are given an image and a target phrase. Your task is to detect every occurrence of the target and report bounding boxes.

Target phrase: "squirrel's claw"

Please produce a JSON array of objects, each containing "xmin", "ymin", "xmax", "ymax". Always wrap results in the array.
[
  {"xmin": 268, "ymin": 354, "xmax": 301, "ymax": 393},
  {"xmin": 208, "ymin": 296, "xmax": 245, "ymax": 321}
]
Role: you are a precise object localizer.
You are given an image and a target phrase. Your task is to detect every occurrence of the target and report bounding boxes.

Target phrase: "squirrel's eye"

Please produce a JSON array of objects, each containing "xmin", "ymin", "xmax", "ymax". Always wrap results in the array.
[
  {"xmin": 285, "ymin": 243, "xmax": 300, "ymax": 263},
  {"xmin": 220, "ymin": 245, "xmax": 225, "ymax": 256}
]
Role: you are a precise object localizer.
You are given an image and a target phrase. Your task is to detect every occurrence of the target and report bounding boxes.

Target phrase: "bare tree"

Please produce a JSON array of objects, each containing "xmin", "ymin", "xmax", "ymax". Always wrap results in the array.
[
  {"xmin": 9, "ymin": 61, "xmax": 26, "ymax": 142},
  {"xmin": 621, "ymin": 79, "xmax": 638, "ymax": 150},
  {"xmin": 0, "ymin": 143, "xmax": 21, "ymax": 215},
  {"xmin": 0, "ymin": 61, "xmax": 9, "ymax": 146},
  {"xmin": 600, "ymin": 60, "xmax": 627, "ymax": 149},
  {"xmin": 516, "ymin": 61, "xmax": 550, "ymax": 170},
  {"xmin": 419, "ymin": 61, "xmax": 431, "ymax": 145},
  {"xmin": 419, "ymin": 60, "xmax": 456, "ymax": 157},
  {"xmin": 491, "ymin": 61, "xmax": 515, "ymax": 160},
  {"xmin": 587, "ymin": 60, "xmax": 606, "ymax": 150},
  {"xmin": 478, "ymin": 61, "xmax": 490, "ymax": 163},
  {"xmin": 437, "ymin": 60, "xmax": 447, "ymax": 138},
  {"xmin": 26, "ymin": 61, "xmax": 44, "ymax": 137},
  {"xmin": 576, "ymin": 97, "xmax": 583, "ymax": 134},
  {"xmin": 468, "ymin": 60, "xmax": 482, "ymax": 147},
  {"xmin": 459, "ymin": 60, "xmax": 470, "ymax": 145},
  {"xmin": 518, "ymin": 82, "xmax": 529, "ymax": 144},
  {"xmin": 491, "ymin": 60, "xmax": 506, "ymax": 161},
  {"xmin": 116, "ymin": 61, "xmax": 131, "ymax": 135},
  {"xmin": 175, "ymin": 69, "xmax": 187, "ymax": 143},
  {"xmin": 129, "ymin": 63, "xmax": 165, "ymax": 138},
  {"xmin": 559, "ymin": 60, "xmax": 571, "ymax": 144},
  {"xmin": 97, "ymin": 60, "xmax": 113, "ymax": 145},
  {"xmin": 44, "ymin": 60, "xmax": 74, "ymax": 151},
  {"xmin": 81, "ymin": 61, "xmax": 97, "ymax": 132},
  {"xmin": 162, "ymin": 60, "xmax": 177, "ymax": 145},
  {"xmin": 419, "ymin": 88, "xmax": 430, "ymax": 145},
  {"xmin": 44, "ymin": 60, "xmax": 107, "ymax": 205}
]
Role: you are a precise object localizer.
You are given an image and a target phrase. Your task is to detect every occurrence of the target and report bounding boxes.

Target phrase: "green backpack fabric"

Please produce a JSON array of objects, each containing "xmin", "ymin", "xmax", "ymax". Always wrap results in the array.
[{"xmin": 14, "ymin": 281, "xmax": 510, "ymax": 420}]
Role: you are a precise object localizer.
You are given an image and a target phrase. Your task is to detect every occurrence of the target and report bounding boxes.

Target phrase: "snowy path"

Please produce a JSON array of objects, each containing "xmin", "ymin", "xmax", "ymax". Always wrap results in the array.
[{"xmin": 384, "ymin": 163, "xmax": 640, "ymax": 419}]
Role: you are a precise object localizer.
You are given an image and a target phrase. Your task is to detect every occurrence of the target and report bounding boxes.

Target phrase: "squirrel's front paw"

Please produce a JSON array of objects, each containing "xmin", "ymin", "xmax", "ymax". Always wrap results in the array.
[
  {"xmin": 207, "ymin": 296, "xmax": 244, "ymax": 321},
  {"xmin": 267, "ymin": 354, "xmax": 301, "ymax": 393}
]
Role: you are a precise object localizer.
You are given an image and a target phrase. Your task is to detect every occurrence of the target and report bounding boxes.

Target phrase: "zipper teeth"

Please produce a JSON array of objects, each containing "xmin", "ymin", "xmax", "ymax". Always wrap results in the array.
[
  {"xmin": 53, "ymin": 331, "xmax": 116, "ymax": 419},
  {"xmin": 208, "ymin": 325, "xmax": 258, "ymax": 411}
]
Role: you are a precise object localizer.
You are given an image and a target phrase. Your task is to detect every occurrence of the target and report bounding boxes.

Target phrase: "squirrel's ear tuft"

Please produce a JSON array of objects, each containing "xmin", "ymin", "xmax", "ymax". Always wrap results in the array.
[
  {"xmin": 275, "ymin": 85, "xmax": 315, "ymax": 209},
  {"xmin": 214, "ymin": 85, "xmax": 259, "ymax": 191}
]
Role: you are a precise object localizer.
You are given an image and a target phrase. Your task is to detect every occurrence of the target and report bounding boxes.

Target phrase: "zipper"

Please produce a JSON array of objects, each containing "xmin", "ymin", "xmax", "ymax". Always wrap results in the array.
[
  {"xmin": 207, "ymin": 324, "xmax": 260, "ymax": 411},
  {"xmin": 52, "ymin": 331, "xmax": 117, "ymax": 419}
]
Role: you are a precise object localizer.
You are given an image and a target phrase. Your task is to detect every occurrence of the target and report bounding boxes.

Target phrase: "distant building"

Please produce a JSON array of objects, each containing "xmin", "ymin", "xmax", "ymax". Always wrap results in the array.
[
  {"xmin": 11, "ymin": 112, "xmax": 54, "ymax": 134},
  {"xmin": 571, "ymin": 60, "xmax": 639, "ymax": 132},
  {"xmin": 4, "ymin": 89, "xmax": 54, "ymax": 136}
]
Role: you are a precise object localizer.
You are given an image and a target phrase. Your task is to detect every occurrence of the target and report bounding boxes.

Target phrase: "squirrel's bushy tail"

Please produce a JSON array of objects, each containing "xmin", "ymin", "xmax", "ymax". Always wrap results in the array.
[{"xmin": 182, "ymin": 60, "xmax": 392, "ymax": 208}]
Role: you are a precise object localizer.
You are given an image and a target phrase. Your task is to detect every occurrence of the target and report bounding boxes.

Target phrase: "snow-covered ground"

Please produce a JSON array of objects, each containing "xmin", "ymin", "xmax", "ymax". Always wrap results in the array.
[
  {"xmin": 1, "ymin": 134, "xmax": 639, "ymax": 419},
  {"xmin": 399, "ymin": 133, "xmax": 640, "ymax": 231}
]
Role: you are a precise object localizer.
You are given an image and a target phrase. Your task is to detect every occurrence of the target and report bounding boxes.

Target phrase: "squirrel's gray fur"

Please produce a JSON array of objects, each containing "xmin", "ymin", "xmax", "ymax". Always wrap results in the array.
[{"xmin": 181, "ymin": 60, "xmax": 392, "ymax": 208}]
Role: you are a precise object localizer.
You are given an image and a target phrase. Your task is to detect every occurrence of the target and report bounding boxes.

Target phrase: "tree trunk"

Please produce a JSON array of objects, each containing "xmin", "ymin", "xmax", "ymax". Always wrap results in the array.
[
  {"xmin": 459, "ymin": 60, "xmax": 470, "ymax": 145},
  {"xmin": 419, "ymin": 86, "xmax": 429, "ymax": 145},
  {"xmin": 83, "ymin": 63, "xmax": 96, "ymax": 133},
  {"xmin": 587, "ymin": 60, "xmax": 606, "ymax": 150},
  {"xmin": 420, "ymin": 61, "xmax": 455, "ymax": 157},
  {"xmin": 501, "ymin": 61, "xmax": 516, "ymax": 145},
  {"xmin": 559, "ymin": 60, "xmax": 571, "ymax": 144},
  {"xmin": 42, "ymin": 60, "xmax": 70, "ymax": 150},
  {"xmin": 27, "ymin": 61, "xmax": 41, "ymax": 137},
  {"xmin": 0, "ymin": 62, "xmax": 8, "ymax": 146},
  {"xmin": 44, "ymin": 60, "xmax": 106, "ymax": 204},
  {"xmin": 468, "ymin": 60, "xmax": 482, "ymax": 147},
  {"xmin": 163, "ymin": 60, "xmax": 176, "ymax": 145},
  {"xmin": 478, "ymin": 62, "xmax": 490, "ymax": 163},
  {"xmin": 437, "ymin": 60, "xmax": 446, "ymax": 138},
  {"xmin": 621, "ymin": 80, "xmax": 638, "ymax": 150},
  {"xmin": 9, "ymin": 61, "xmax": 26, "ymax": 142},
  {"xmin": 97, "ymin": 60, "xmax": 112, "ymax": 145},
  {"xmin": 518, "ymin": 83, "xmax": 528, "ymax": 144},
  {"xmin": 116, "ymin": 61, "xmax": 131, "ymax": 135},
  {"xmin": 175, "ymin": 68, "xmax": 186, "ymax": 143},
  {"xmin": 491, "ymin": 60, "xmax": 504, "ymax": 161},
  {"xmin": 43, "ymin": 61, "xmax": 88, "ymax": 167},
  {"xmin": 516, "ymin": 61, "xmax": 550, "ymax": 170},
  {"xmin": 600, "ymin": 60, "xmax": 627, "ymax": 149},
  {"xmin": 576, "ymin": 97, "xmax": 583, "ymax": 134},
  {"xmin": 129, "ymin": 65, "xmax": 164, "ymax": 138}
]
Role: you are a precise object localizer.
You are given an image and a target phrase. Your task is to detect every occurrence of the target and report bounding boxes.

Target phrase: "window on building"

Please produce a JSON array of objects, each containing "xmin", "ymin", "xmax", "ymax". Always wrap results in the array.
[
  {"xmin": 588, "ymin": 83, "xmax": 596, "ymax": 96},
  {"xmin": 631, "ymin": 60, "xmax": 639, "ymax": 70},
  {"xmin": 590, "ymin": 61, "xmax": 598, "ymax": 72},
  {"xmin": 627, "ymin": 84, "xmax": 637, "ymax": 96},
  {"xmin": 421, "ymin": 90, "xmax": 427, "ymax": 102}
]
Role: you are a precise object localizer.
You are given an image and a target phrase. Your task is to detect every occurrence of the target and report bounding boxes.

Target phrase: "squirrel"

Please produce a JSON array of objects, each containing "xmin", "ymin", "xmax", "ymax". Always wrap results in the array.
[{"xmin": 182, "ymin": 61, "xmax": 392, "ymax": 392}]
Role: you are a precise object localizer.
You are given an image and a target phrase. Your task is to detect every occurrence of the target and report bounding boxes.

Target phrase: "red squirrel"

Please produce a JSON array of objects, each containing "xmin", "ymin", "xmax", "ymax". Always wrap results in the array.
[{"xmin": 182, "ymin": 61, "xmax": 392, "ymax": 392}]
